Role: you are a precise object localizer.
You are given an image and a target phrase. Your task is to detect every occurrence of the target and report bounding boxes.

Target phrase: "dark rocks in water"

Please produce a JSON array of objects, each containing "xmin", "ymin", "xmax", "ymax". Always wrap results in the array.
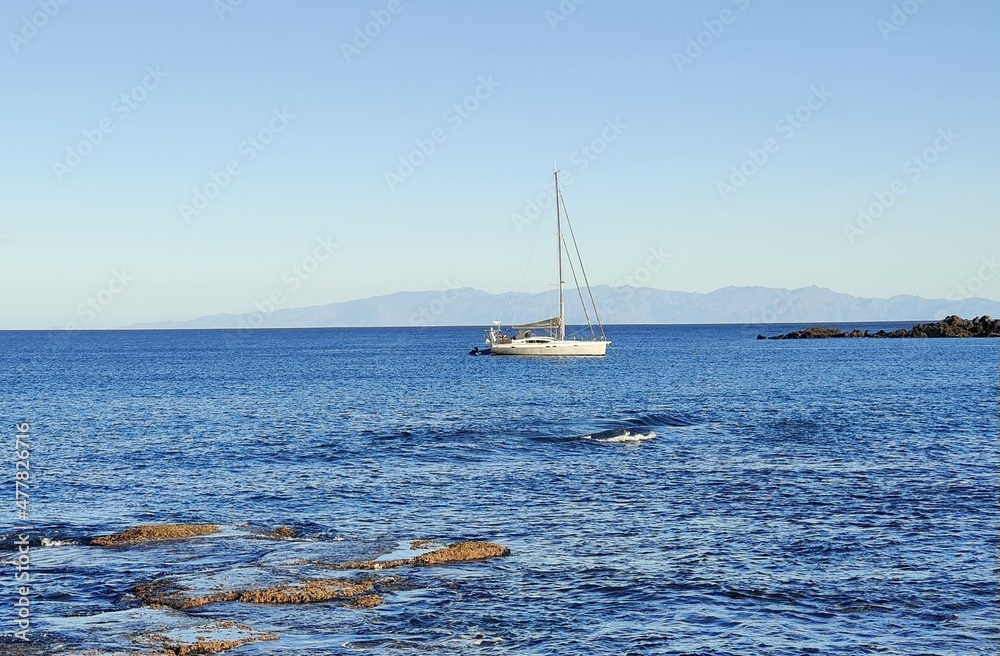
[
  {"xmin": 765, "ymin": 326, "xmax": 847, "ymax": 339},
  {"xmin": 763, "ymin": 315, "xmax": 1000, "ymax": 340},
  {"xmin": 786, "ymin": 326, "xmax": 845, "ymax": 339},
  {"xmin": 261, "ymin": 526, "xmax": 296, "ymax": 540},
  {"xmin": 910, "ymin": 314, "xmax": 1000, "ymax": 337}
]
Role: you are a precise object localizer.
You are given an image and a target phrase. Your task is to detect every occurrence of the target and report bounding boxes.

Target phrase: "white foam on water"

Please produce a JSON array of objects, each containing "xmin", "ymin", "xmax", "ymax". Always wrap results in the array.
[
  {"xmin": 41, "ymin": 537, "xmax": 79, "ymax": 547},
  {"xmin": 583, "ymin": 430, "xmax": 657, "ymax": 443},
  {"xmin": 597, "ymin": 430, "xmax": 657, "ymax": 443}
]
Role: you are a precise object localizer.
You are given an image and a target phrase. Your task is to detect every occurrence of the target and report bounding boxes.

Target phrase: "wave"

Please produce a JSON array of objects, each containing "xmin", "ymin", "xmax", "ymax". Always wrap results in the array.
[
  {"xmin": 1, "ymin": 527, "xmax": 85, "ymax": 550},
  {"xmin": 621, "ymin": 411, "xmax": 699, "ymax": 428},
  {"xmin": 584, "ymin": 429, "xmax": 657, "ymax": 443}
]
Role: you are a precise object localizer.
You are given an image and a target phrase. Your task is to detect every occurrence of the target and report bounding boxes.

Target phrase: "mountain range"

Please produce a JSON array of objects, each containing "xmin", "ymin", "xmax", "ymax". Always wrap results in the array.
[{"xmin": 128, "ymin": 285, "xmax": 1000, "ymax": 329}]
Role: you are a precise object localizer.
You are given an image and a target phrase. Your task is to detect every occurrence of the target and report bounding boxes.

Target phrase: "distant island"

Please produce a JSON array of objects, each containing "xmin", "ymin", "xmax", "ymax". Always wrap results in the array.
[
  {"xmin": 760, "ymin": 315, "xmax": 1000, "ymax": 340},
  {"xmin": 126, "ymin": 285, "xmax": 1000, "ymax": 330}
]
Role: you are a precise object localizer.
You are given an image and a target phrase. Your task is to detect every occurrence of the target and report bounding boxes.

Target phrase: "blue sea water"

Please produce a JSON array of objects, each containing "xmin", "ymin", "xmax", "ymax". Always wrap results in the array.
[{"xmin": 1, "ymin": 324, "xmax": 998, "ymax": 655}]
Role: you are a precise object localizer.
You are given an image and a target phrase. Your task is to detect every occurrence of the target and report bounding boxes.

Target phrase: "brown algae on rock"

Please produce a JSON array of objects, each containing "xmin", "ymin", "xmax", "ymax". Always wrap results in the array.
[
  {"xmin": 342, "ymin": 593, "xmax": 385, "ymax": 609},
  {"xmin": 337, "ymin": 540, "xmax": 510, "ymax": 570},
  {"xmin": 413, "ymin": 540, "xmax": 510, "ymax": 565},
  {"xmin": 91, "ymin": 524, "xmax": 220, "ymax": 546},
  {"xmin": 135, "ymin": 577, "xmax": 378, "ymax": 609},
  {"xmin": 228, "ymin": 578, "xmax": 374, "ymax": 605}
]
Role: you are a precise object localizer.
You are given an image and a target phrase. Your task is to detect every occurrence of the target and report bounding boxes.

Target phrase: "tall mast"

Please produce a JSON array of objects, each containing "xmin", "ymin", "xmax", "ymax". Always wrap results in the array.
[{"xmin": 554, "ymin": 165, "xmax": 565, "ymax": 340}]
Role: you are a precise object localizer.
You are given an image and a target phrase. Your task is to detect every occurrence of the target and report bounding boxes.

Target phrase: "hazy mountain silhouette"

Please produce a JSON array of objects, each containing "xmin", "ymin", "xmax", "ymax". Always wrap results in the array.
[{"xmin": 127, "ymin": 285, "xmax": 1000, "ymax": 329}]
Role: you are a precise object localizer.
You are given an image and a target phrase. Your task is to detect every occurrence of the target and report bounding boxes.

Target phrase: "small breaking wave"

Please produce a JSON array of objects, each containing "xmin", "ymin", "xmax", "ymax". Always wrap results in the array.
[{"xmin": 584, "ymin": 429, "xmax": 657, "ymax": 443}]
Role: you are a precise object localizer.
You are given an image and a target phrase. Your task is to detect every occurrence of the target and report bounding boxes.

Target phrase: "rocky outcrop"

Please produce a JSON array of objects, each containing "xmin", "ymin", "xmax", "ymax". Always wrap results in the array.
[
  {"xmin": 336, "ymin": 540, "xmax": 510, "ymax": 570},
  {"xmin": 129, "ymin": 539, "xmax": 510, "ymax": 613},
  {"xmin": 761, "ymin": 315, "xmax": 1000, "ymax": 340},
  {"xmin": 190, "ymin": 579, "xmax": 377, "ymax": 607},
  {"xmin": 91, "ymin": 524, "xmax": 219, "ymax": 546},
  {"xmin": 133, "ymin": 577, "xmax": 381, "ymax": 609},
  {"xmin": 412, "ymin": 541, "xmax": 510, "ymax": 565},
  {"xmin": 84, "ymin": 525, "xmax": 508, "ymax": 654}
]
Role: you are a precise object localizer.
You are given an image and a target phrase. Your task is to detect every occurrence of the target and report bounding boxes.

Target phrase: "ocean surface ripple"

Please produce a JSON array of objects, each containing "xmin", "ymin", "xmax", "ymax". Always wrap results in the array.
[{"xmin": 1, "ymin": 324, "xmax": 997, "ymax": 655}]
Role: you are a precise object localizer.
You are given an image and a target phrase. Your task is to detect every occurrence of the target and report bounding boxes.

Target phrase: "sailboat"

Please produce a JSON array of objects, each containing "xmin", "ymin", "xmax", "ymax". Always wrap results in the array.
[{"xmin": 475, "ymin": 166, "xmax": 611, "ymax": 356}]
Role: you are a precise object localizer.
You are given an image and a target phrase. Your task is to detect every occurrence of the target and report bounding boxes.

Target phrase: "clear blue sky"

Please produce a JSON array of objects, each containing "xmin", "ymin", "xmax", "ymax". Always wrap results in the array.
[{"xmin": 2, "ymin": 0, "xmax": 998, "ymax": 329}]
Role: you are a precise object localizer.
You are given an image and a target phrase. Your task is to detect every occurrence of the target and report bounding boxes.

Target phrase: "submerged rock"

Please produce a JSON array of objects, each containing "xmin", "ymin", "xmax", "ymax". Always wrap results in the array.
[
  {"xmin": 91, "ymin": 524, "xmax": 219, "ymax": 546},
  {"xmin": 343, "ymin": 593, "xmax": 385, "ymax": 609},
  {"xmin": 340, "ymin": 558, "xmax": 411, "ymax": 570},
  {"xmin": 261, "ymin": 526, "xmax": 296, "ymax": 539},
  {"xmin": 133, "ymin": 618, "xmax": 277, "ymax": 655},
  {"xmin": 66, "ymin": 609, "xmax": 278, "ymax": 656},
  {"xmin": 132, "ymin": 578, "xmax": 189, "ymax": 608}
]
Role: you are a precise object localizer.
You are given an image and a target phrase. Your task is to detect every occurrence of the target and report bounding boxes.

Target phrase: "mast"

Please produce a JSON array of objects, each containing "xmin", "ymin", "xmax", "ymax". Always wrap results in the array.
[{"xmin": 554, "ymin": 165, "xmax": 565, "ymax": 340}]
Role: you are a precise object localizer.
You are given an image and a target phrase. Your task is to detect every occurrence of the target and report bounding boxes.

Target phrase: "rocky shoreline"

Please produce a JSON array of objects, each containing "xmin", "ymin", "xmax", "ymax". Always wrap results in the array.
[
  {"xmin": 82, "ymin": 523, "xmax": 511, "ymax": 655},
  {"xmin": 759, "ymin": 315, "xmax": 1000, "ymax": 340}
]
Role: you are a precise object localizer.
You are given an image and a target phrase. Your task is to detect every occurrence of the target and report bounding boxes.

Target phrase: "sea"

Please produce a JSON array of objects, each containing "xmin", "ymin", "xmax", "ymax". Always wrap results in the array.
[{"xmin": 1, "ymin": 324, "xmax": 998, "ymax": 655}]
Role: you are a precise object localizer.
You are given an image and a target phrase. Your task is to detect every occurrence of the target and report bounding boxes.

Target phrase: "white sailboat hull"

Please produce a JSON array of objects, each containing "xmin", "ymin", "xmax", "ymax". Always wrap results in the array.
[{"xmin": 490, "ymin": 339, "xmax": 609, "ymax": 357}]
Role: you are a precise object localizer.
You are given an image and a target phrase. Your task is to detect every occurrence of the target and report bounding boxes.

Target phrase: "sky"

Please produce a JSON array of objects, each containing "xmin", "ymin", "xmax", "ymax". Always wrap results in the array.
[{"xmin": 1, "ymin": 0, "xmax": 998, "ymax": 329}]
